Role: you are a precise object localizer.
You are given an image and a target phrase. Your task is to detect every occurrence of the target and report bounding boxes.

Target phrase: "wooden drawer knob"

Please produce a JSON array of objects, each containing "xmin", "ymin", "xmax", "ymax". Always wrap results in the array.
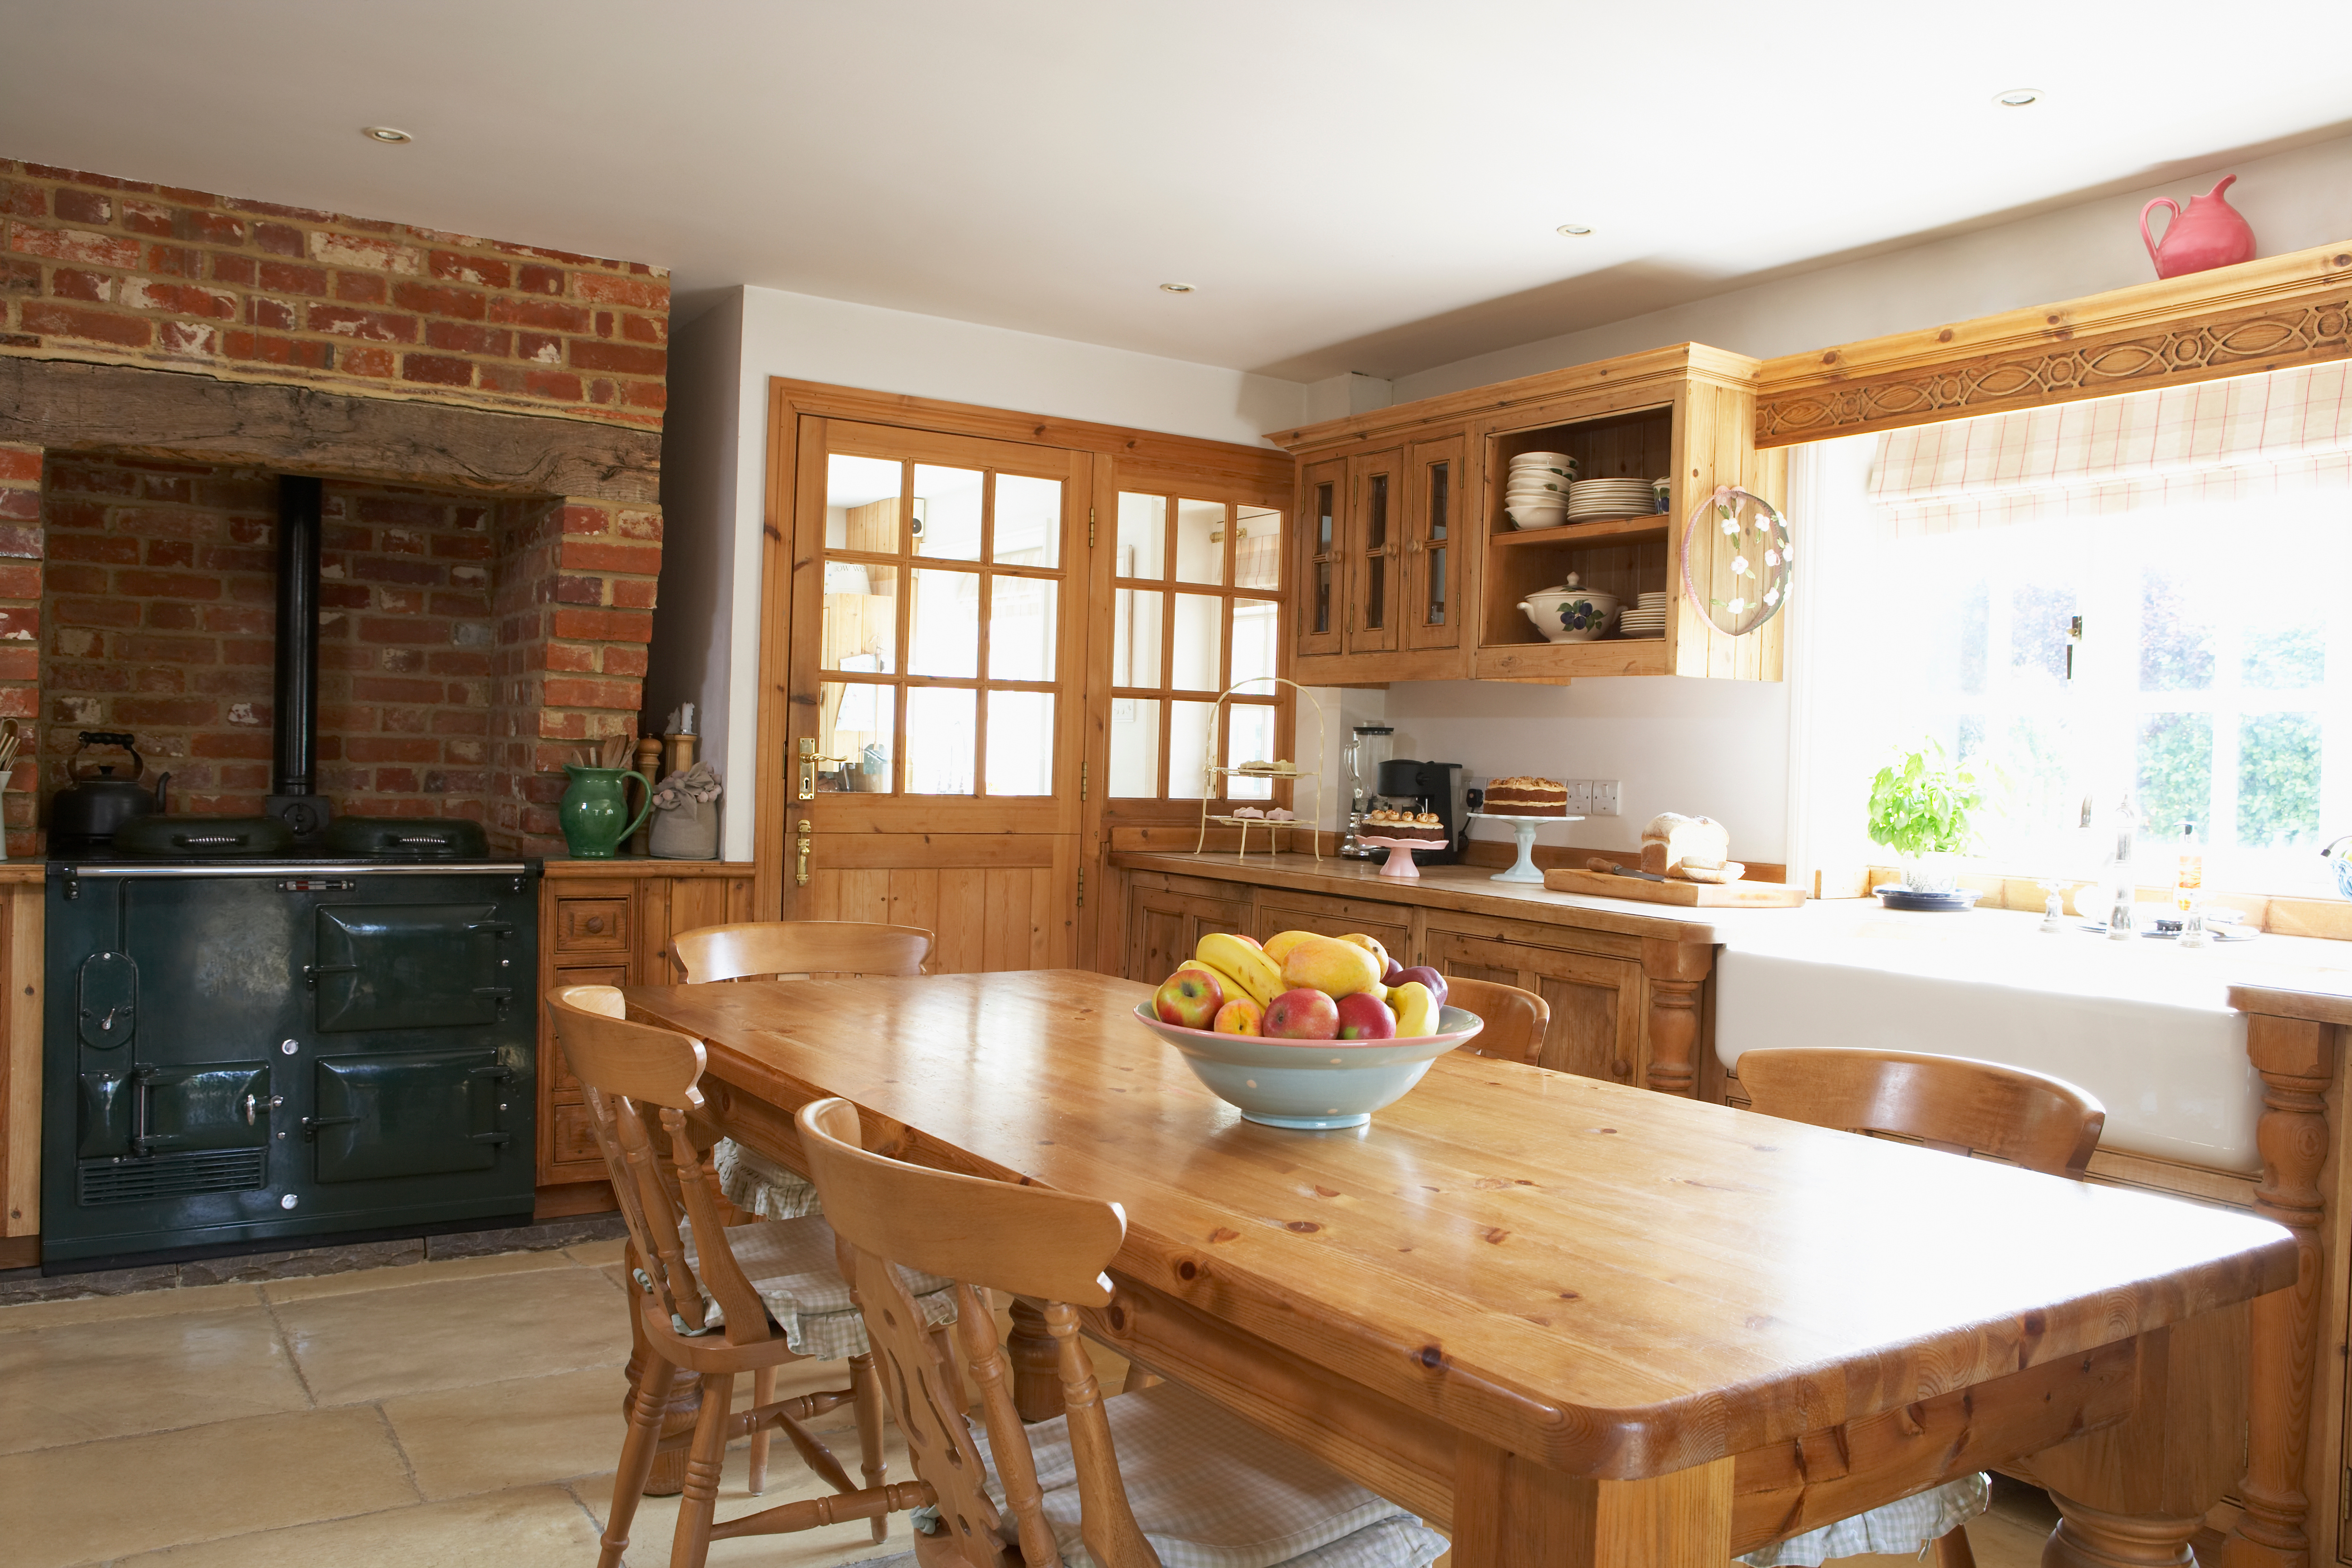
[{"xmin": 585, "ymin": 915, "xmax": 606, "ymax": 933}]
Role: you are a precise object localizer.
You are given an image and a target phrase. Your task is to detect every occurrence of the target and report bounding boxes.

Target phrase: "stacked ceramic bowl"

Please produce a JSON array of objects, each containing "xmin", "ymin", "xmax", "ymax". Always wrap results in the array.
[
  {"xmin": 1617, "ymin": 591, "xmax": 1668, "ymax": 639},
  {"xmin": 1503, "ymin": 451, "xmax": 1579, "ymax": 529},
  {"xmin": 1567, "ymin": 478, "xmax": 1656, "ymax": 521}
]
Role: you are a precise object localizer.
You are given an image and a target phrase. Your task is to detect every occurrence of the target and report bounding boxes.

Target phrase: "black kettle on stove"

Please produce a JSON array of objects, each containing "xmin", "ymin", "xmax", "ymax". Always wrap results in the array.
[{"xmin": 50, "ymin": 731, "xmax": 169, "ymax": 841}]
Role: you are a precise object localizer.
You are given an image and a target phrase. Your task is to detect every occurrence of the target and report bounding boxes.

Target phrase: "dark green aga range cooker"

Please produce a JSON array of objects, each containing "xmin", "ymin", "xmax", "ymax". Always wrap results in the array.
[{"xmin": 41, "ymin": 840, "xmax": 541, "ymax": 1270}]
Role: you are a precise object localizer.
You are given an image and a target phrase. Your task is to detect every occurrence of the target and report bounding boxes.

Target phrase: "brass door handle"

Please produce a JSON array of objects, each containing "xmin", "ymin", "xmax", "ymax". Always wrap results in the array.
[
  {"xmin": 797, "ymin": 736, "xmax": 848, "ymax": 801},
  {"xmin": 794, "ymin": 819, "xmax": 813, "ymax": 887}
]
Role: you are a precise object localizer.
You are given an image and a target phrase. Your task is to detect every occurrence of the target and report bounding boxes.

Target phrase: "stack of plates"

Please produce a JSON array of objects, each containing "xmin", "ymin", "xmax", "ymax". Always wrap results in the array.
[
  {"xmin": 1617, "ymin": 590, "xmax": 1668, "ymax": 639},
  {"xmin": 1503, "ymin": 450, "xmax": 1579, "ymax": 530},
  {"xmin": 1567, "ymin": 478, "xmax": 1655, "ymax": 520}
]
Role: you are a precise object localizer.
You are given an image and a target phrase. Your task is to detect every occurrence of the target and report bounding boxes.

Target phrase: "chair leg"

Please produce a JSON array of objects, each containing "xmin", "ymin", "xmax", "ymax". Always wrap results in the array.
[
  {"xmin": 670, "ymin": 1371, "xmax": 735, "ymax": 1568},
  {"xmin": 600, "ymin": 1349, "xmax": 674, "ymax": 1568},
  {"xmin": 747, "ymin": 1364, "xmax": 775, "ymax": 1494},
  {"xmin": 1931, "ymin": 1525, "xmax": 1977, "ymax": 1568},
  {"xmin": 850, "ymin": 1350, "xmax": 887, "ymax": 1544}
]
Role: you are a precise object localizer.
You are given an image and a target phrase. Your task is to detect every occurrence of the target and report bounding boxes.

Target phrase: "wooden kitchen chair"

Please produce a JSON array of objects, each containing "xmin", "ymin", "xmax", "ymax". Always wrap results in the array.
[
  {"xmin": 670, "ymin": 919, "xmax": 940, "ymax": 1488},
  {"xmin": 1441, "ymin": 976, "xmax": 1549, "ymax": 1067},
  {"xmin": 794, "ymin": 1094, "xmax": 1450, "ymax": 1568},
  {"xmin": 1730, "ymin": 1047, "xmax": 2107, "ymax": 1568},
  {"xmin": 547, "ymin": 986, "xmax": 954, "ymax": 1568}
]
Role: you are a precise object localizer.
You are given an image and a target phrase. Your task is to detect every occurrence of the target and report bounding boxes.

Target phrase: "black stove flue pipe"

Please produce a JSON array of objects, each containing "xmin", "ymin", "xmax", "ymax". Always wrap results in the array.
[{"xmin": 267, "ymin": 476, "xmax": 331, "ymax": 836}]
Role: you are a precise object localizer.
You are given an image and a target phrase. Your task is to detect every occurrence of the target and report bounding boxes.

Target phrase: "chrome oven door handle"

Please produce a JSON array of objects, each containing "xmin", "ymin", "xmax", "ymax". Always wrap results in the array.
[{"xmin": 243, "ymin": 1093, "xmax": 286, "ymax": 1126}]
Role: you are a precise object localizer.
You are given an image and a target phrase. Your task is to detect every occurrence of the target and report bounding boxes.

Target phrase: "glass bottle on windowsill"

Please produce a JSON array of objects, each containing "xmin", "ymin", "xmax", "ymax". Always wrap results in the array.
[
  {"xmin": 2107, "ymin": 788, "xmax": 2140, "ymax": 941},
  {"xmin": 2174, "ymin": 821, "xmax": 2208, "ymax": 948}
]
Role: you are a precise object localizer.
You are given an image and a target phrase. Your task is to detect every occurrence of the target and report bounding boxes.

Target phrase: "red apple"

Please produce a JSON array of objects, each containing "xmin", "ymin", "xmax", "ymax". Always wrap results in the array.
[
  {"xmin": 1392, "ymin": 966, "xmax": 1448, "ymax": 1006},
  {"xmin": 1154, "ymin": 967, "xmax": 1224, "ymax": 1029},
  {"xmin": 1335, "ymin": 992, "xmax": 1397, "ymax": 1040},
  {"xmin": 1262, "ymin": 987, "xmax": 1340, "ymax": 1040}
]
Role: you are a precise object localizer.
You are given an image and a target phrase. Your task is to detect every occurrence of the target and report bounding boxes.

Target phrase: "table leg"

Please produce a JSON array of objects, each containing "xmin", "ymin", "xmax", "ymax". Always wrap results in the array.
[
  {"xmin": 1446, "ymin": 1440, "xmax": 1731, "ymax": 1567},
  {"xmin": 1005, "ymin": 1296, "xmax": 1066, "ymax": 1422},
  {"xmin": 2225, "ymin": 1015, "xmax": 2336, "ymax": 1568},
  {"xmin": 2043, "ymin": 1493, "xmax": 2201, "ymax": 1566}
]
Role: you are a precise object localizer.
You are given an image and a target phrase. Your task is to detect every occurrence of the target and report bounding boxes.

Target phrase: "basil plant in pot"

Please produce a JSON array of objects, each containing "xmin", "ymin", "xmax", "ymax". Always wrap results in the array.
[{"xmin": 1867, "ymin": 742, "xmax": 1985, "ymax": 897}]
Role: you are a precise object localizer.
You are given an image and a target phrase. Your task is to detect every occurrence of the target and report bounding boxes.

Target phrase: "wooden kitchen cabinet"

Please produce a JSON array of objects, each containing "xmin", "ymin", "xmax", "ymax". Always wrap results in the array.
[
  {"xmin": 535, "ymin": 861, "xmax": 755, "ymax": 1212},
  {"xmin": 1124, "ymin": 875, "xmax": 1253, "ymax": 987},
  {"xmin": 1252, "ymin": 889, "xmax": 1413, "ymax": 963},
  {"xmin": 1423, "ymin": 925, "xmax": 1644, "ymax": 1086},
  {"xmin": 1268, "ymin": 343, "xmax": 1783, "ymax": 687}
]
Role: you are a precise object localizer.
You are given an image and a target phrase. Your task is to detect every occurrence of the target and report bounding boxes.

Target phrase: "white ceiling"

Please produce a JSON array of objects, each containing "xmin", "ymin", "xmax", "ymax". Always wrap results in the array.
[{"xmin": 3, "ymin": 1, "xmax": 2347, "ymax": 384}]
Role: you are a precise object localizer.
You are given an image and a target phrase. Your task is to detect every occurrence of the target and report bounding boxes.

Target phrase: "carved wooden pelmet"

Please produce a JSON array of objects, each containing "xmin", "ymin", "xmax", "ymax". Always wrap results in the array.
[{"xmin": 1754, "ymin": 242, "xmax": 2352, "ymax": 449}]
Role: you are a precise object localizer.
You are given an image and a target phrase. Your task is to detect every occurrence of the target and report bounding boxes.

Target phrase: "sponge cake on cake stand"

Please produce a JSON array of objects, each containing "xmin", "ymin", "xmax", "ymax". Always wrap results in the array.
[{"xmin": 1471, "ymin": 776, "xmax": 1582, "ymax": 883}]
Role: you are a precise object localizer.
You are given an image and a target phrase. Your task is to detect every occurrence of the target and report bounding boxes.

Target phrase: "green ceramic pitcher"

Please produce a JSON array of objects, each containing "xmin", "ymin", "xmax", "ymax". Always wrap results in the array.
[{"xmin": 559, "ymin": 765, "xmax": 653, "ymax": 859}]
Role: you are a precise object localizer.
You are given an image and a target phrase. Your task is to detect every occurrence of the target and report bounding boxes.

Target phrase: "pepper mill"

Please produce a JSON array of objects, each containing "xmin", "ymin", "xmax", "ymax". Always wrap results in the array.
[{"xmin": 632, "ymin": 736, "xmax": 663, "ymax": 857}]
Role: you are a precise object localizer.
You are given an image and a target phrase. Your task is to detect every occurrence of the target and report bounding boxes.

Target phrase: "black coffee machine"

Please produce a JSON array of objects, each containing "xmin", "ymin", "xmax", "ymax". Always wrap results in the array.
[{"xmin": 1374, "ymin": 759, "xmax": 1467, "ymax": 864}]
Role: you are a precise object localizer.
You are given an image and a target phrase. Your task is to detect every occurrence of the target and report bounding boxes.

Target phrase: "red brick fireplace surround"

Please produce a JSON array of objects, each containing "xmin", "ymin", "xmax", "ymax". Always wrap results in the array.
[{"xmin": 0, "ymin": 159, "xmax": 667, "ymax": 856}]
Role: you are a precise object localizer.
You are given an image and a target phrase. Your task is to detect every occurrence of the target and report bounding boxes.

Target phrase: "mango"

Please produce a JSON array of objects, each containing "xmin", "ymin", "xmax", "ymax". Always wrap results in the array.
[
  {"xmin": 1261, "ymin": 929, "xmax": 1320, "ymax": 966},
  {"xmin": 1337, "ymin": 932, "xmax": 1393, "ymax": 974},
  {"xmin": 1278, "ymin": 935, "xmax": 1385, "ymax": 999}
]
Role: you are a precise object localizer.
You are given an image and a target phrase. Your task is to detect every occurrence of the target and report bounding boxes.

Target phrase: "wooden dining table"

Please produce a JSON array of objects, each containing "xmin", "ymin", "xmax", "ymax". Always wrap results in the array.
[{"xmin": 622, "ymin": 969, "xmax": 2297, "ymax": 1568}]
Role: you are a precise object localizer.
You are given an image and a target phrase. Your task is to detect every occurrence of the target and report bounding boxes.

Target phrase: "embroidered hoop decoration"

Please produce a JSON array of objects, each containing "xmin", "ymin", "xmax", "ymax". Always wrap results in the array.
[{"xmin": 1678, "ymin": 485, "xmax": 1794, "ymax": 637}]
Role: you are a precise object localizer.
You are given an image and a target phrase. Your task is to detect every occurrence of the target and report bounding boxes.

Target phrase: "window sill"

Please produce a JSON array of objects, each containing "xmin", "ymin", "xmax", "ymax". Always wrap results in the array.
[{"xmin": 1822, "ymin": 864, "xmax": 2352, "ymax": 943}]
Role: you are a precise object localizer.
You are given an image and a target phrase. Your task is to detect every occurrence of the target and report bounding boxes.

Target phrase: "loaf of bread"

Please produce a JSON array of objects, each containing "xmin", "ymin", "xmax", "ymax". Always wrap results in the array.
[{"xmin": 1640, "ymin": 813, "xmax": 1730, "ymax": 876}]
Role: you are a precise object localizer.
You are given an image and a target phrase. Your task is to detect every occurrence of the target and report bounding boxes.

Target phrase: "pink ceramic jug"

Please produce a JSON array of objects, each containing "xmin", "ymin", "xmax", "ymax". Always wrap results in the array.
[{"xmin": 2140, "ymin": 175, "xmax": 2256, "ymax": 279}]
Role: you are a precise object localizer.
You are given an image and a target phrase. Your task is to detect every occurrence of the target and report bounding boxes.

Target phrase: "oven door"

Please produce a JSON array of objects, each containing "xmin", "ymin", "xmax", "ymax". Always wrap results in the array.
[
  {"xmin": 310, "ymin": 1050, "xmax": 514, "ymax": 1183},
  {"xmin": 310, "ymin": 903, "xmax": 514, "ymax": 1032}
]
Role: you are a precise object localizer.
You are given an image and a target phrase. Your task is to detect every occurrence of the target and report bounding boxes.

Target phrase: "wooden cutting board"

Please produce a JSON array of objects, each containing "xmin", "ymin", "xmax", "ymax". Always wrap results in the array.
[{"xmin": 1542, "ymin": 866, "xmax": 1808, "ymax": 906}]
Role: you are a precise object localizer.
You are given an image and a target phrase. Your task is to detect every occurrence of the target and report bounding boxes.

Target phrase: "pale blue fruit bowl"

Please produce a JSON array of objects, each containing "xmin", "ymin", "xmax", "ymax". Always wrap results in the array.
[{"xmin": 1131, "ymin": 1003, "xmax": 1483, "ymax": 1130}]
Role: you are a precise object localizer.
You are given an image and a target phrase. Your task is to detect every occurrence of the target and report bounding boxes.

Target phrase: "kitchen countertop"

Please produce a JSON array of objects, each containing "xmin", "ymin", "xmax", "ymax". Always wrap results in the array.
[{"xmin": 1115, "ymin": 849, "xmax": 2352, "ymax": 1007}]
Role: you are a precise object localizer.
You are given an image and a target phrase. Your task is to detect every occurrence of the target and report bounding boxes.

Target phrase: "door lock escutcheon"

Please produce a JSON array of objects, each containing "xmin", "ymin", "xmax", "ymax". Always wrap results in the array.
[
  {"xmin": 795, "ymin": 818, "xmax": 813, "ymax": 888},
  {"xmin": 797, "ymin": 736, "xmax": 848, "ymax": 801}
]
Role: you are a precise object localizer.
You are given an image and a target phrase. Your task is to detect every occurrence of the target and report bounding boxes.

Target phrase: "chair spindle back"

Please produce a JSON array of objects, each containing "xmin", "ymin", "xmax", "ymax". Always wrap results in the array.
[
  {"xmin": 1440, "ymin": 977, "xmax": 1549, "ymax": 1067},
  {"xmin": 1736, "ymin": 1047, "xmax": 2107, "ymax": 1176}
]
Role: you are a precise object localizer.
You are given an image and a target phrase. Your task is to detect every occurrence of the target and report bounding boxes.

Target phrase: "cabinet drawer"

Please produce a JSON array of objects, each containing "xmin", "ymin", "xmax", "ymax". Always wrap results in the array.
[
  {"xmin": 545, "ymin": 964, "xmax": 629, "ymax": 1093},
  {"xmin": 556, "ymin": 898, "xmax": 629, "ymax": 953},
  {"xmin": 548, "ymin": 1098, "xmax": 605, "ymax": 1169}
]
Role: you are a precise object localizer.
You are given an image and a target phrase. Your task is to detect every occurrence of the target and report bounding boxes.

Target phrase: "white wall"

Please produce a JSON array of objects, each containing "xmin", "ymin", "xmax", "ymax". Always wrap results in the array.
[
  {"xmin": 645, "ymin": 291, "xmax": 746, "ymax": 850},
  {"xmin": 651, "ymin": 285, "xmax": 1316, "ymax": 858}
]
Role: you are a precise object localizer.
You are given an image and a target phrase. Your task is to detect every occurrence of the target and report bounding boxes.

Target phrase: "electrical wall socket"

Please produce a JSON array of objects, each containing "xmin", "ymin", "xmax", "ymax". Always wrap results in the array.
[
  {"xmin": 1592, "ymin": 780, "xmax": 1621, "ymax": 817},
  {"xmin": 1564, "ymin": 780, "xmax": 1594, "ymax": 815}
]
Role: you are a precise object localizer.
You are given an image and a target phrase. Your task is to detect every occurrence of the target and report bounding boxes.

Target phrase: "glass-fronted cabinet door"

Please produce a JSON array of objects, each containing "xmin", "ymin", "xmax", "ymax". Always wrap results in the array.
[
  {"xmin": 1402, "ymin": 433, "xmax": 1465, "ymax": 653},
  {"xmin": 1344, "ymin": 448, "xmax": 1401, "ymax": 654},
  {"xmin": 1296, "ymin": 457, "xmax": 1344, "ymax": 658}
]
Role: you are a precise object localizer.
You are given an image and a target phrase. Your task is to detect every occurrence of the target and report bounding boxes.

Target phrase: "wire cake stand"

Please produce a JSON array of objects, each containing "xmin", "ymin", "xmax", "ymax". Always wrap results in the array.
[{"xmin": 1467, "ymin": 810, "xmax": 1586, "ymax": 883}]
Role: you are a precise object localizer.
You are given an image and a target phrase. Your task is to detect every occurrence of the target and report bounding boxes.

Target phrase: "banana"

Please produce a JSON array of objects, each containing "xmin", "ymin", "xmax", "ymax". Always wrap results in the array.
[
  {"xmin": 1197, "ymin": 932, "xmax": 1284, "ymax": 1006},
  {"xmin": 1390, "ymin": 980, "xmax": 1439, "ymax": 1039}
]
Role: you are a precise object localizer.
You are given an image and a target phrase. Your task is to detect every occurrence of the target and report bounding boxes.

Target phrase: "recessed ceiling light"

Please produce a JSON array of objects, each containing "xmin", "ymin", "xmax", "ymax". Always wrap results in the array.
[
  {"xmin": 361, "ymin": 125, "xmax": 414, "ymax": 144},
  {"xmin": 1993, "ymin": 88, "xmax": 2042, "ymax": 107},
  {"xmin": 1159, "ymin": 282, "xmax": 1195, "ymax": 293},
  {"xmin": 1556, "ymin": 224, "xmax": 1593, "ymax": 237}
]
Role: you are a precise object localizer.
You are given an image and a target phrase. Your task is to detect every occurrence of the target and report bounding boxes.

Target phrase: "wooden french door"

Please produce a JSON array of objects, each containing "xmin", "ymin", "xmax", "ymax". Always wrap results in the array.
[{"xmin": 773, "ymin": 416, "xmax": 1091, "ymax": 972}]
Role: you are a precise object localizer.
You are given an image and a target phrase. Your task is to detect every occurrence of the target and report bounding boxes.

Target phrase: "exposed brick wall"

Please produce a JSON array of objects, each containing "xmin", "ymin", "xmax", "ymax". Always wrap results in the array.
[
  {"xmin": 2, "ymin": 160, "xmax": 667, "ymax": 429},
  {"xmin": 487, "ymin": 498, "xmax": 660, "ymax": 844},
  {"xmin": 41, "ymin": 454, "xmax": 509, "ymax": 822},
  {"xmin": 0, "ymin": 442, "xmax": 36, "ymax": 854}
]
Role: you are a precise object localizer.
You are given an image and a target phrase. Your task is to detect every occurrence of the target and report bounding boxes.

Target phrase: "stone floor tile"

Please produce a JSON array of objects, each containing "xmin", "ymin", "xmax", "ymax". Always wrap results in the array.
[
  {"xmin": 111, "ymin": 1483, "xmax": 603, "ymax": 1567},
  {"xmin": 0, "ymin": 1405, "xmax": 415, "ymax": 1567},
  {"xmin": 386, "ymin": 1364, "xmax": 629, "ymax": 1501},
  {"xmin": 261, "ymin": 1246, "xmax": 575, "ymax": 1304},
  {"xmin": 0, "ymin": 1279, "xmax": 262, "ymax": 1334},
  {"xmin": 274, "ymin": 1265, "xmax": 629, "ymax": 1405},
  {"xmin": 0, "ymin": 1303, "xmax": 308, "ymax": 1454},
  {"xmin": 564, "ymin": 1236, "xmax": 627, "ymax": 1266}
]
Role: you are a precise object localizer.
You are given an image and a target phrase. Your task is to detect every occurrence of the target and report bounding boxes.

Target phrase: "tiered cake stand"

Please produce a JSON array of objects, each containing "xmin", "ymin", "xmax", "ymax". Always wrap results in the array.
[{"xmin": 1467, "ymin": 810, "xmax": 1586, "ymax": 883}]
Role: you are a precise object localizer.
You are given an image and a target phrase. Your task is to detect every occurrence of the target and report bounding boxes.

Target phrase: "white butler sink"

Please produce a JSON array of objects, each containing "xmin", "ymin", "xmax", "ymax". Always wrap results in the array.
[{"xmin": 1714, "ymin": 911, "xmax": 2262, "ymax": 1171}]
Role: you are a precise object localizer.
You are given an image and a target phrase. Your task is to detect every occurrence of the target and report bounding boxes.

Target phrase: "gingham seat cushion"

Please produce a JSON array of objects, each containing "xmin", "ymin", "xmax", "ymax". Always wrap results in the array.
[
  {"xmin": 1737, "ymin": 1472, "xmax": 1987, "ymax": 1566},
  {"xmin": 919, "ymin": 1379, "xmax": 1447, "ymax": 1568},
  {"xmin": 676, "ymin": 1213, "xmax": 956, "ymax": 1361},
  {"xmin": 714, "ymin": 1137, "xmax": 822, "ymax": 1220}
]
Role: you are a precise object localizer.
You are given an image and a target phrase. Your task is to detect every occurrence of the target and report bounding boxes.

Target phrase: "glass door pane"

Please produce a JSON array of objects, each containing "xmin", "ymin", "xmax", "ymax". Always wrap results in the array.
[
  {"xmin": 817, "ymin": 681, "xmax": 895, "ymax": 792},
  {"xmin": 905, "ymin": 686, "xmax": 976, "ymax": 794},
  {"xmin": 986, "ymin": 691, "xmax": 1055, "ymax": 795}
]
